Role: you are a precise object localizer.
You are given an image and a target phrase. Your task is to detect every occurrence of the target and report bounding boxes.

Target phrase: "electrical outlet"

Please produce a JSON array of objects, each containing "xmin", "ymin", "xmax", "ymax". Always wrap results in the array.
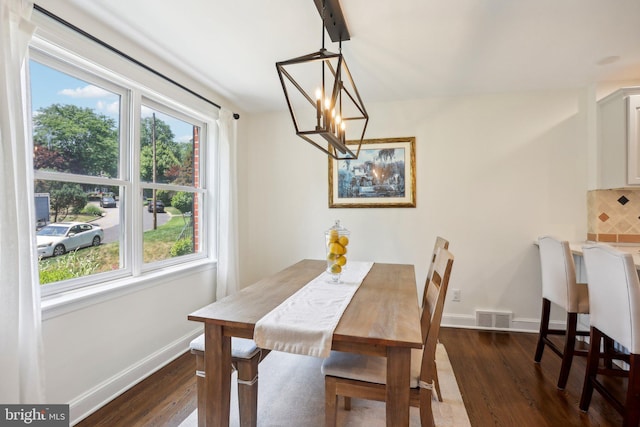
[{"xmin": 452, "ymin": 289, "xmax": 461, "ymax": 302}]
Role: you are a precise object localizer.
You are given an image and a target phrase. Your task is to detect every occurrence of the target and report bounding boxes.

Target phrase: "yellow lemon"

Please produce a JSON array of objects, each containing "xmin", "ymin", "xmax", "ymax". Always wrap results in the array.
[
  {"xmin": 329, "ymin": 242, "xmax": 346, "ymax": 255},
  {"xmin": 338, "ymin": 236, "xmax": 349, "ymax": 246},
  {"xmin": 329, "ymin": 230, "xmax": 339, "ymax": 243},
  {"xmin": 327, "ymin": 252, "xmax": 338, "ymax": 261},
  {"xmin": 330, "ymin": 263, "xmax": 342, "ymax": 274},
  {"xmin": 336, "ymin": 255, "xmax": 347, "ymax": 266}
]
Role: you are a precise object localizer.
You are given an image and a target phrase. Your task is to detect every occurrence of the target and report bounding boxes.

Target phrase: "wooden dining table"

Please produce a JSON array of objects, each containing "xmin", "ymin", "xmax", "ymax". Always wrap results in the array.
[{"xmin": 188, "ymin": 259, "xmax": 422, "ymax": 427}]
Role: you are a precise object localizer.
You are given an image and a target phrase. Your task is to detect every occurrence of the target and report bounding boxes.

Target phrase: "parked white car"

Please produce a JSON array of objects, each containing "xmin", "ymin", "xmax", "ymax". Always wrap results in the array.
[{"xmin": 37, "ymin": 222, "xmax": 104, "ymax": 258}]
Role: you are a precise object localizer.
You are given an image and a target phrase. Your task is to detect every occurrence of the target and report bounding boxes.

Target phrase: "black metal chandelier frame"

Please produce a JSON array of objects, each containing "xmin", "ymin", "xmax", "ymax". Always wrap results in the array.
[{"xmin": 275, "ymin": 0, "xmax": 368, "ymax": 160}]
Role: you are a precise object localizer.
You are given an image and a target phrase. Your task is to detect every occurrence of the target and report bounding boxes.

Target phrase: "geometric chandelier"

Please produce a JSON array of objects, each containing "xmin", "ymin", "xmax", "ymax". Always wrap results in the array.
[{"xmin": 276, "ymin": 0, "xmax": 368, "ymax": 159}]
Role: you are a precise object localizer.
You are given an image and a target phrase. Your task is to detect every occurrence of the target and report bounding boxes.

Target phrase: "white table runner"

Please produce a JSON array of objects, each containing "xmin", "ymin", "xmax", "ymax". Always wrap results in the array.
[{"xmin": 253, "ymin": 261, "xmax": 374, "ymax": 358}]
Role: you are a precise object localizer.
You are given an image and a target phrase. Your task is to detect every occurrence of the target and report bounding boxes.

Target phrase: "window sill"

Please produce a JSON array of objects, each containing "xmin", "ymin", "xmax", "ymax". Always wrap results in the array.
[{"xmin": 41, "ymin": 259, "xmax": 216, "ymax": 320}]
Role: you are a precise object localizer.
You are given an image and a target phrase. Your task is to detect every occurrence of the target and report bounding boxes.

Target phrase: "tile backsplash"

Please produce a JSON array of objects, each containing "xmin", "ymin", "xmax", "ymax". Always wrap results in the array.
[{"xmin": 587, "ymin": 189, "xmax": 640, "ymax": 243}]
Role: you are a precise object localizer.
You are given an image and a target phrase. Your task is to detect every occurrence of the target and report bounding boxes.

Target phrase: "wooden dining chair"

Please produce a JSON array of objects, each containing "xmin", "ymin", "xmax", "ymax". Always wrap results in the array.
[
  {"xmin": 534, "ymin": 236, "xmax": 589, "ymax": 389},
  {"xmin": 422, "ymin": 236, "xmax": 449, "ymax": 401},
  {"xmin": 322, "ymin": 248, "xmax": 454, "ymax": 427},
  {"xmin": 189, "ymin": 334, "xmax": 270, "ymax": 427},
  {"xmin": 579, "ymin": 244, "xmax": 640, "ymax": 426}
]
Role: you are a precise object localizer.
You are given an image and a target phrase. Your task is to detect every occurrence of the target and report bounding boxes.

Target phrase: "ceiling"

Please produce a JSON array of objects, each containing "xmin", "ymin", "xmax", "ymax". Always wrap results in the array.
[{"xmin": 39, "ymin": 0, "xmax": 640, "ymax": 113}]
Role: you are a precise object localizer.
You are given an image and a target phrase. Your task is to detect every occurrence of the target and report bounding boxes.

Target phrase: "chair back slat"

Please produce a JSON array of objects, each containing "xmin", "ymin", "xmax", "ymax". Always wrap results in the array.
[
  {"xmin": 422, "ymin": 237, "xmax": 450, "ymax": 309},
  {"xmin": 420, "ymin": 248, "xmax": 454, "ymax": 382}
]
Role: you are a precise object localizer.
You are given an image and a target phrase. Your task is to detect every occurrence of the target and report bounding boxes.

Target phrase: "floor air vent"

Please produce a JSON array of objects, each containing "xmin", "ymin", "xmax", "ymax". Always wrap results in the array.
[{"xmin": 475, "ymin": 310, "xmax": 512, "ymax": 329}]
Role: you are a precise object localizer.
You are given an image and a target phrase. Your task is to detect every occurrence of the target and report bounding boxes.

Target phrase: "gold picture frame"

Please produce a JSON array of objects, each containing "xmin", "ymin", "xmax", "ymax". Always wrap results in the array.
[{"xmin": 328, "ymin": 137, "xmax": 416, "ymax": 208}]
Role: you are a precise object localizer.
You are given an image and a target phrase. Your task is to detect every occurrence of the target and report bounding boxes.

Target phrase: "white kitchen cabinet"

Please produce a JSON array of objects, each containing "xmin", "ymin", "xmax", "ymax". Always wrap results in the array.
[{"xmin": 597, "ymin": 87, "xmax": 640, "ymax": 188}]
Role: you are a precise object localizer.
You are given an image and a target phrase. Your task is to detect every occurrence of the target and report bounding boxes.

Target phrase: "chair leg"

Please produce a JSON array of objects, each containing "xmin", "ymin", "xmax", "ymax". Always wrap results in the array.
[
  {"xmin": 236, "ymin": 355, "xmax": 260, "ymax": 427},
  {"xmin": 432, "ymin": 360, "xmax": 443, "ymax": 402},
  {"xmin": 325, "ymin": 376, "xmax": 338, "ymax": 427},
  {"xmin": 419, "ymin": 386, "xmax": 435, "ymax": 427},
  {"xmin": 558, "ymin": 312, "xmax": 578, "ymax": 390},
  {"xmin": 604, "ymin": 336, "xmax": 615, "ymax": 370},
  {"xmin": 534, "ymin": 298, "xmax": 551, "ymax": 362},
  {"xmin": 624, "ymin": 354, "xmax": 640, "ymax": 427},
  {"xmin": 194, "ymin": 352, "xmax": 206, "ymax": 427},
  {"xmin": 580, "ymin": 327, "xmax": 602, "ymax": 412}
]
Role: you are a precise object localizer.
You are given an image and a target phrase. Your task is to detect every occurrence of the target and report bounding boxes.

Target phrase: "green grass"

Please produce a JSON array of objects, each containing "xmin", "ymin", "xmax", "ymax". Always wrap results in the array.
[{"xmin": 143, "ymin": 215, "xmax": 190, "ymax": 263}]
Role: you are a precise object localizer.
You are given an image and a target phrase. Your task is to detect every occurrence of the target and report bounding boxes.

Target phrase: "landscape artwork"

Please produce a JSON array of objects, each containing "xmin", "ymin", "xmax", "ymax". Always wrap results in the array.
[{"xmin": 328, "ymin": 137, "xmax": 416, "ymax": 208}]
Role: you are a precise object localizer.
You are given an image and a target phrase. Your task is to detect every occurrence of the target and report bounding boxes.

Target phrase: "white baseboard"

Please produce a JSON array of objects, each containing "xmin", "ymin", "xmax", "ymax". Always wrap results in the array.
[
  {"xmin": 69, "ymin": 328, "xmax": 202, "ymax": 426},
  {"xmin": 441, "ymin": 313, "xmax": 476, "ymax": 329},
  {"xmin": 442, "ymin": 313, "xmax": 565, "ymax": 333}
]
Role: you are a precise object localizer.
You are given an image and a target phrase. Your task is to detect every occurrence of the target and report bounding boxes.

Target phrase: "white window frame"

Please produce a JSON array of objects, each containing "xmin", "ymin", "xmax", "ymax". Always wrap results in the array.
[
  {"xmin": 136, "ymin": 96, "xmax": 209, "ymax": 273},
  {"xmin": 29, "ymin": 17, "xmax": 218, "ymax": 312}
]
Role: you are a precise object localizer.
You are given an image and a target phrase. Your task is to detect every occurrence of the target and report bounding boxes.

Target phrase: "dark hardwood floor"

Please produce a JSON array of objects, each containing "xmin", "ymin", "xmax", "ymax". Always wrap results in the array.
[
  {"xmin": 439, "ymin": 327, "xmax": 624, "ymax": 427},
  {"xmin": 75, "ymin": 351, "xmax": 197, "ymax": 427},
  {"xmin": 75, "ymin": 328, "xmax": 625, "ymax": 426}
]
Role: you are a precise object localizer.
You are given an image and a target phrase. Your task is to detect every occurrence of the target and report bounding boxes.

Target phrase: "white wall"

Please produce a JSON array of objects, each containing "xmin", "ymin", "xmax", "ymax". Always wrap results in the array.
[
  {"xmin": 43, "ymin": 269, "xmax": 214, "ymax": 423},
  {"xmin": 240, "ymin": 89, "xmax": 590, "ymax": 330}
]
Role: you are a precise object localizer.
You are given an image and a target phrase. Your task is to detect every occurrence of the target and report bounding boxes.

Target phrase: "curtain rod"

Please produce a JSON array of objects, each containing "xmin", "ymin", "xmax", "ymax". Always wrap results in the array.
[{"xmin": 33, "ymin": 4, "xmax": 240, "ymax": 120}]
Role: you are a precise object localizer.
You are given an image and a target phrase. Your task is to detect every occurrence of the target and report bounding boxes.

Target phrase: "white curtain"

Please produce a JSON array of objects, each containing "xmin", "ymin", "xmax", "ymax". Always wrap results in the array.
[
  {"xmin": 216, "ymin": 109, "xmax": 240, "ymax": 299},
  {"xmin": 0, "ymin": 0, "xmax": 45, "ymax": 403}
]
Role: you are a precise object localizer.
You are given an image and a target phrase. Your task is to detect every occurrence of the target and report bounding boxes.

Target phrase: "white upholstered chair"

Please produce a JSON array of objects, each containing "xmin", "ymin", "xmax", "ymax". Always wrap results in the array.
[
  {"xmin": 189, "ymin": 335, "xmax": 269, "ymax": 427},
  {"xmin": 322, "ymin": 247, "xmax": 454, "ymax": 427},
  {"xmin": 534, "ymin": 236, "xmax": 589, "ymax": 389},
  {"xmin": 579, "ymin": 243, "xmax": 640, "ymax": 426}
]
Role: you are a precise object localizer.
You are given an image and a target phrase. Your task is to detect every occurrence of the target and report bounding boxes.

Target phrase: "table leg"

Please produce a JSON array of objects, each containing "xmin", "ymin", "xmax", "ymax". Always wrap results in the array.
[
  {"xmin": 204, "ymin": 324, "xmax": 232, "ymax": 427},
  {"xmin": 386, "ymin": 346, "xmax": 411, "ymax": 427}
]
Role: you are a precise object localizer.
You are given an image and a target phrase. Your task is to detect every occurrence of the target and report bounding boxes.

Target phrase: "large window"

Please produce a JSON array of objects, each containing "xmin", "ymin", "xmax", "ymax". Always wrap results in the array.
[{"xmin": 29, "ymin": 37, "xmax": 213, "ymax": 296}]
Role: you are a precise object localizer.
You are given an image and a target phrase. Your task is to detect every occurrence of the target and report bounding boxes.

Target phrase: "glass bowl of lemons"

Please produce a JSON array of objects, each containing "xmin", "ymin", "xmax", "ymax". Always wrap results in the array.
[{"xmin": 325, "ymin": 220, "xmax": 350, "ymax": 282}]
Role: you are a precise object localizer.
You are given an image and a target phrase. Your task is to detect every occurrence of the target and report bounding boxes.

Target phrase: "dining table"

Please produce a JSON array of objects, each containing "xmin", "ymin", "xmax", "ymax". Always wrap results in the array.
[{"xmin": 188, "ymin": 258, "xmax": 422, "ymax": 427}]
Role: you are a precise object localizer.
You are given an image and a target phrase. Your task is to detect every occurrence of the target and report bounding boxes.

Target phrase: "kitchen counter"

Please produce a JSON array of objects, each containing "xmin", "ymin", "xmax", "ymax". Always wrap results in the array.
[{"xmin": 569, "ymin": 242, "xmax": 640, "ymax": 270}]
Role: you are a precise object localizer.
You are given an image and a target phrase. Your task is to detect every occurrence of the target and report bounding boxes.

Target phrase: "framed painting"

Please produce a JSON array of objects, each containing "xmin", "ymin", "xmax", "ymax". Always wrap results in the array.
[{"xmin": 328, "ymin": 137, "xmax": 416, "ymax": 208}]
